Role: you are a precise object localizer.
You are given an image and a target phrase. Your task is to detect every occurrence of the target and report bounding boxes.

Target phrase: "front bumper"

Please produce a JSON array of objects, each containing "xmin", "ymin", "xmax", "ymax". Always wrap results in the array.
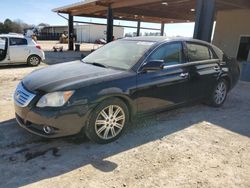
[{"xmin": 14, "ymin": 103, "xmax": 90, "ymax": 138}]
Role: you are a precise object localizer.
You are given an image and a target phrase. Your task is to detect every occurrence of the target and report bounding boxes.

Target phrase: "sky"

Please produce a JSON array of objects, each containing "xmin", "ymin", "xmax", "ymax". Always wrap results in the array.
[{"xmin": 0, "ymin": 0, "xmax": 195, "ymax": 37}]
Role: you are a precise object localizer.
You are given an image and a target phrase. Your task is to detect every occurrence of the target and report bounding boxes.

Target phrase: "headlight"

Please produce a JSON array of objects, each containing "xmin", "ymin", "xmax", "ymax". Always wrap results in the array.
[{"xmin": 36, "ymin": 91, "xmax": 74, "ymax": 107}]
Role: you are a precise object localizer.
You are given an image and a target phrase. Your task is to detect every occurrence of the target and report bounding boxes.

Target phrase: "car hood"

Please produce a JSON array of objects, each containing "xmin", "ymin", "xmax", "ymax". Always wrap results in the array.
[{"xmin": 22, "ymin": 61, "xmax": 124, "ymax": 92}]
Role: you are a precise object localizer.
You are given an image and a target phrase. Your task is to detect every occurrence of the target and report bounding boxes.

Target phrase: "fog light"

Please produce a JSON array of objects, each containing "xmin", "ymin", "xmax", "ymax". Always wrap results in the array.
[{"xmin": 43, "ymin": 126, "xmax": 53, "ymax": 134}]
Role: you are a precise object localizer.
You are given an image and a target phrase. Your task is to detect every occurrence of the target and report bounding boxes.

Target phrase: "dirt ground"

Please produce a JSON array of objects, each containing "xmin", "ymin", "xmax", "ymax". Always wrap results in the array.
[
  {"xmin": 0, "ymin": 63, "xmax": 250, "ymax": 188},
  {"xmin": 36, "ymin": 41, "xmax": 95, "ymax": 65}
]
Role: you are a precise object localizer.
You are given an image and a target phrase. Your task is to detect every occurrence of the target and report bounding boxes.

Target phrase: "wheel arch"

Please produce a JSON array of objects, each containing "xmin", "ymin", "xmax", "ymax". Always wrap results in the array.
[
  {"xmin": 93, "ymin": 94, "xmax": 136, "ymax": 122},
  {"xmin": 219, "ymin": 74, "xmax": 232, "ymax": 91},
  {"xmin": 27, "ymin": 54, "xmax": 41, "ymax": 62}
]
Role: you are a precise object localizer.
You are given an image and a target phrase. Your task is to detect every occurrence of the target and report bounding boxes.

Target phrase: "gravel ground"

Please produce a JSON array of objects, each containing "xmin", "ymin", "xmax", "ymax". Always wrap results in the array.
[
  {"xmin": 0, "ymin": 64, "xmax": 249, "ymax": 188},
  {"xmin": 38, "ymin": 41, "xmax": 94, "ymax": 65},
  {"xmin": 37, "ymin": 40, "xmax": 102, "ymax": 52}
]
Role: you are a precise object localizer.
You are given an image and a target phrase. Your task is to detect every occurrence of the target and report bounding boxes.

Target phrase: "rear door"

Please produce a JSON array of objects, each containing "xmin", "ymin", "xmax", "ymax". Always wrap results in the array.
[
  {"xmin": 184, "ymin": 42, "xmax": 221, "ymax": 99},
  {"xmin": 135, "ymin": 42, "xmax": 191, "ymax": 113},
  {"xmin": 9, "ymin": 37, "xmax": 29, "ymax": 63}
]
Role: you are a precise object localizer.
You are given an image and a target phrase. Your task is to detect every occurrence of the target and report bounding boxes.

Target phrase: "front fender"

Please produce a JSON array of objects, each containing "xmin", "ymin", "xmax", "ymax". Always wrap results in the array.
[{"xmin": 87, "ymin": 87, "xmax": 136, "ymax": 121}]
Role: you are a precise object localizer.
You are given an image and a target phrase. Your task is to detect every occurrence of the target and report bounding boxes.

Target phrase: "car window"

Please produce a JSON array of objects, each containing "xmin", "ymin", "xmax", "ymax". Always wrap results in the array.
[
  {"xmin": 148, "ymin": 42, "xmax": 183, "ymax": 66},
  {"xmin": 212, "ymin": 45, "xmax": 223, "ymax": 60},
  {"xmin": 9, "ymin": 38, "xmax": 27, "ymax": 46},
  {"xmin": 0, "ymin": 37, "xmax": 7, "ymax": 50},
  {"xmin": 0, "ymin": 38, "xmax": 5, "ymax": 44},
  {"xmin": 186, "ymin": 43, "xmax": 212, "ymax": 61}
]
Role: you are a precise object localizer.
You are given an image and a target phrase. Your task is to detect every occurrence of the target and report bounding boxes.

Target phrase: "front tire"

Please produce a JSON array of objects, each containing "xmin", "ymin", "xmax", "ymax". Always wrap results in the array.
[
  {"xmin": 27, "ymin": 55, "xmax": 41, "ymax": 66},
  {"xmin": 85, "ymin": 98, "xmax": 129, "ymax": 144},
  {"xmin": 208, "ymin": 79, "xmax": 228, "ymax": 107}
]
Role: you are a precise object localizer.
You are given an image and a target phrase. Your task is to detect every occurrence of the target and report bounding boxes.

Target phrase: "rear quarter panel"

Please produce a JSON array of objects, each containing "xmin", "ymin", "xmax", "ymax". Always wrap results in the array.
[
  {"xmin": 224, "ymin": 56, "xmax": 240, "ymax": 89},
  {"xmin": 29, "ymin": 46, "xmax": 45, "ymax": 61}
]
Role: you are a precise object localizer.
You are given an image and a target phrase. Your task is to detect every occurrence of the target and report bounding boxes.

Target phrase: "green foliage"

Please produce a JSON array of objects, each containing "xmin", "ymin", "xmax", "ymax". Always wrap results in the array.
[
  {"xmin": 38, "ymin": 23, "xmax": 50, "ymax": 27},
  {"xmin": 0, "ymin": 19, "xmax": 30, "ymax": 34}
]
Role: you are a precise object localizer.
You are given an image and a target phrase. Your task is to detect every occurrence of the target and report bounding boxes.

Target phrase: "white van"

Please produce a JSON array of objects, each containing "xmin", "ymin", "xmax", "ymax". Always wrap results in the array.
[{"xmin": 0, "ymin": 34, "xmax": 45, "ymax": 66}]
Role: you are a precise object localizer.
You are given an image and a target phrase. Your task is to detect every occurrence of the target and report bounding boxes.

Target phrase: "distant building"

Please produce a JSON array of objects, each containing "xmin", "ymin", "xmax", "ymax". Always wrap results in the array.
[
  {"xmin": 38, "ymin": 26, "xmax": 70, "ymax": 40},
  {"xmin": 40, "ymin": 26, "xmax": 68, "ymax": 35},
  {"xmin": 213, "ymin": 10, "xmax": 250, "ymax": 62},
  {"xmin": 75, "ymin": 25, "xmax": 124, "ymax": 43},
  {"xmin": 39, "ymin": 25, "xmax": 124, "ymax": 43}
]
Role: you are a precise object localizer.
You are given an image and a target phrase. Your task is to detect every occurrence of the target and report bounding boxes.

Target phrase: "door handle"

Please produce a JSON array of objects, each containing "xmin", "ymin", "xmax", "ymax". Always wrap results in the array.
[{"xmin": 180, "ymin": 72, "xmax": 189, "ymax": 78}]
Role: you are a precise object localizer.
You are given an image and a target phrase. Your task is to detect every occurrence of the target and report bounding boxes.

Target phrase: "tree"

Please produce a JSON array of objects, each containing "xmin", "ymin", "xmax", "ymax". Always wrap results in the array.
[
  {"xmin": 38, "ymin": 23, "xmax": 50, "ymax": 27},
  {"xmin": 0, "ymin": 18, "xmax": 30, "ymax": 34},
  {"xmin": 3, "ymin": 19, "xmax": 13, "ymax": 33},
  {"xmin": 15, "ymin": 19, "xmax": 31, "ymax": 30},
  {"xmin": 11, "ymin": 22, "xmax": 22, "ymax": 33},
  {"xmin": 0, "ymin": 22, "xmax": 4, "ymax": 33}
]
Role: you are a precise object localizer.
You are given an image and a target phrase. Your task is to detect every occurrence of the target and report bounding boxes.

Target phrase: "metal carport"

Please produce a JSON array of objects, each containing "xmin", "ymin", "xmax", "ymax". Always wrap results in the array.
[{"xmin": 53, "ymin": 0, "xmax": 250, "ymax": 50}]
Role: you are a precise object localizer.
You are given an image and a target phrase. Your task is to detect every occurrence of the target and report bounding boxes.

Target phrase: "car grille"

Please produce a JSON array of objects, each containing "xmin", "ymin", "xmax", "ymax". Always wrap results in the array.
[{"xmin": 14, "ymin": 83, "xmax": 36, "ymax": 107}]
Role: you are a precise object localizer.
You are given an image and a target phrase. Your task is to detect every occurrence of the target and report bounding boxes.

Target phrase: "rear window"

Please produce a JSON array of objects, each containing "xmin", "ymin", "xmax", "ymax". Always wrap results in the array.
[
  {"xmin": 212, "ymin": 45, "xmax": 223, "ymax": 60},
  {"xmin": 9, "ymin": 37, "xmax": 27, "ymax": 46},
  {"xmin": 187, "ymin": 43, "xmax": 211, "ymax": 61}
]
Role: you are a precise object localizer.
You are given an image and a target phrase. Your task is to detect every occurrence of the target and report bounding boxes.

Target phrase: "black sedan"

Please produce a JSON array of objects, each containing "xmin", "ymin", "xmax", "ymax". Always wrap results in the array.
[{"xmin": 14, "ymin": 37, "xmax": 240, "ymax": 144}]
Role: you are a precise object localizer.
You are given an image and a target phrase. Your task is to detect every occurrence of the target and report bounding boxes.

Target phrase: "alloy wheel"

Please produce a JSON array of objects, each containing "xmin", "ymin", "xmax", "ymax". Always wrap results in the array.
[
  {"xmin": 29, "ymin": 56, "xmax": 39, "ymax": 65},
  {"xmin": 95, "ymin": 105, "xmax": 125, "ymax": 140},
  {"xmin": 214, "ymin": 81, "xmax": 227, "ymax": 105}
]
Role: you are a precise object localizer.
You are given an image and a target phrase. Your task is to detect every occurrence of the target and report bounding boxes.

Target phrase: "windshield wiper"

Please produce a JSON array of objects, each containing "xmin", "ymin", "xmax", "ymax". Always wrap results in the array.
[{"xmin": 82, "ymin": 61, "xmax": 107, "ymax": 68}]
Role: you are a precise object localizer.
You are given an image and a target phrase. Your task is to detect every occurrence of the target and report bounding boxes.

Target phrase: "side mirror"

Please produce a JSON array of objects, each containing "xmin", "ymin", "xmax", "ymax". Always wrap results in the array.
[{"xmin": 141, "ymin": 60, "xmax": 164, "ymax": 72}]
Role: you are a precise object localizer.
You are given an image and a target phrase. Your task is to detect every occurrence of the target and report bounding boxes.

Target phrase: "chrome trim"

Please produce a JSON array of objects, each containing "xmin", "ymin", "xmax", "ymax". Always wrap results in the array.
[
  {"xmin": 162, "ymin": 59, "xmax": 220, "ymax": 70},
  {"xmin": 139, "ymin": 58, "xmax": 220, "ymax": 73},
  {"xmin": 14, "ymin": 83, "xmax": 36, "ymax": 107}
]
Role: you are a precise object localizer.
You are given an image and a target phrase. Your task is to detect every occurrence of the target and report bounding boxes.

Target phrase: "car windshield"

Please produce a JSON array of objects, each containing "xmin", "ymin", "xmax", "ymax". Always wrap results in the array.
[{"xmin": 82, "ymin": 40, "xmax": 155, "ymax": 70}]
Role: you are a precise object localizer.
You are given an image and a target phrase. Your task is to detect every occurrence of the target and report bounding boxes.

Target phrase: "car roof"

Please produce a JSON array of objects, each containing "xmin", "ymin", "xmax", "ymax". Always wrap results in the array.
[
  {"xmin": 121, "ymin": 36, "xmax": 212, "ymax": 46},
  {"xmin": 0, "ymin": 33, "xmax": 26, "ymax": 38}
]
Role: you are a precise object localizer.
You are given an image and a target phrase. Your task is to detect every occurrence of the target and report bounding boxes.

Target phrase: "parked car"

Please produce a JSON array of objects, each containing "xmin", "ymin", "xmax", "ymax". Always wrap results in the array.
[
  {"xmin": 14, "ymin": 37, "xmax": 240, "ymax": 144},
  {"xmin": 0, "ymin": 34, "xmax": 45, "ymax": 66}
]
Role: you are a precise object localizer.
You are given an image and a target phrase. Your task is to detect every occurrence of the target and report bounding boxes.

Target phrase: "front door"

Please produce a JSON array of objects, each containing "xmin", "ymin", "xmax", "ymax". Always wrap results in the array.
[
  {"xmin": 135, "ymin": 42, "xmax": 191, "ymax": 114},
  {"xmin": 9, "ymin": 37, "xmax": 29, "ymax": 63}
]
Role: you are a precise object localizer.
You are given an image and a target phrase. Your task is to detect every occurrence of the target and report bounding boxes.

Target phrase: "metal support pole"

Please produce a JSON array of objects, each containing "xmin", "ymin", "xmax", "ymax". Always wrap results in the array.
[
  {"xmin": 193, "ymin": 0, "xmax": 215, "ymax": 42},
  {"xmin": 137, "ymin": 20, "xmax": 141, "ymax": 36},
  {"xmin": 68, "ymin": 14, "xmax": 74, "ymax": 51},
  {"xmin": 106, "ymin": 6, "xmax": 114, "ymax": 43},
  {"xmin": 160, "ymin": 22, "xmax": 165, "ymax": 36}
]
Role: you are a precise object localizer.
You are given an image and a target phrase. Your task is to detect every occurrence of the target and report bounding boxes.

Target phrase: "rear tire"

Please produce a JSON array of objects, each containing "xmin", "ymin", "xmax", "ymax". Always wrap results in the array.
[
  {"xmin": 85, "ymin": 98, "xmax": 129, "ymax": 144},
  {"xmin": 207, "ymin": 79, "xmax": 228, "ymax": 107},
  {"xmin": 27, "ymin": 55, "xmax": 41, "ymax": 66}
]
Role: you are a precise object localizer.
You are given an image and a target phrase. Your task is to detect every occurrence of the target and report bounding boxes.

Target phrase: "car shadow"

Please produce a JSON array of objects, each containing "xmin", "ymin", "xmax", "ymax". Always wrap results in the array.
[
  {"xmin": 0, "ymin": 83, "xmax": 249, "ymax": 187},
  {"xmin": 0, "ymin": 111, "xmax": 193, "ymax": 187},
  {"xmin": 0, "ymin": 64, "xmax": 30, "ymax": 69}
]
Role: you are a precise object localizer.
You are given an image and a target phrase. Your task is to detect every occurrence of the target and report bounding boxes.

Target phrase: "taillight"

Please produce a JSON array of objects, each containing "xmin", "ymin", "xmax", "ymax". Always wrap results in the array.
[{"xmin": 36, "ymin": 45, "xmax": 41, "ymax": 50}]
